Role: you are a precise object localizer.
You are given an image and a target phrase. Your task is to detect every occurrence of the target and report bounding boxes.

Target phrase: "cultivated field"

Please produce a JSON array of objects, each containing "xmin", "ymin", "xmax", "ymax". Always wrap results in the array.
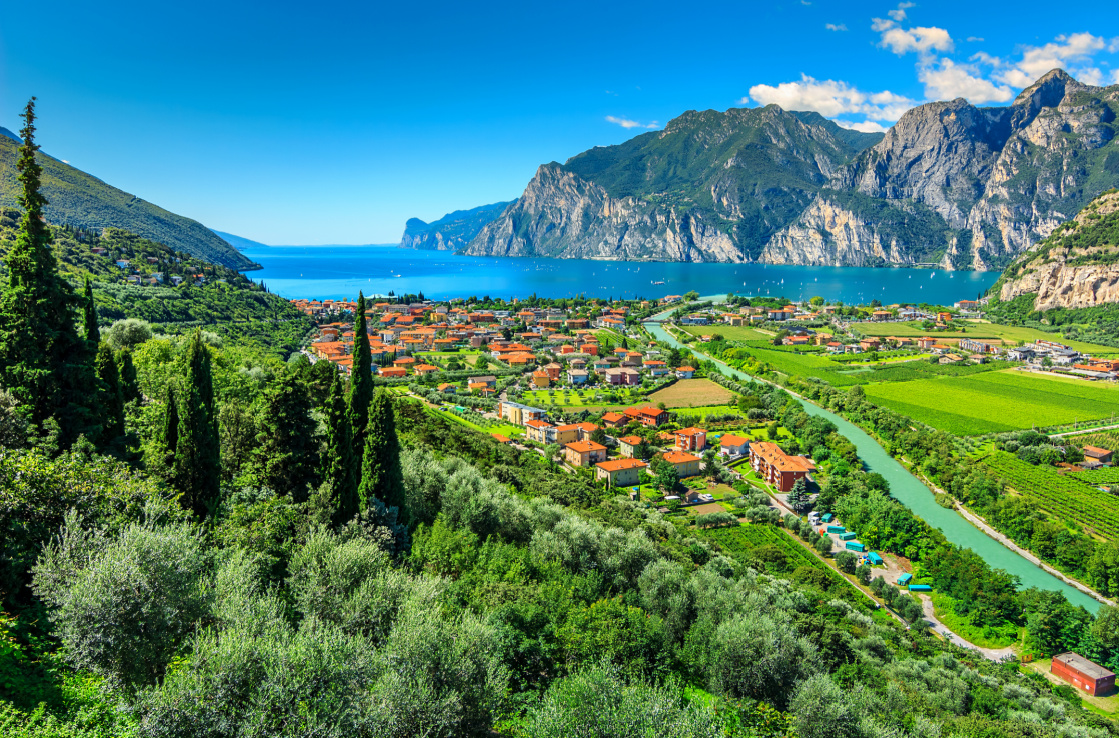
[
  {"xmin": 852, "ymin": 321, "xmax": 1118, "ymax": 355},
  {"xmin": 864, "ymin": 370, "xmax": 1119, "ymax": 435},
  {"xmin": 649, "ymin": 378, "xmax": 734, "ymax": 408},
  {"xmin": 983, "ymin": 451, "xmax": 1119, "ymax": 541}
]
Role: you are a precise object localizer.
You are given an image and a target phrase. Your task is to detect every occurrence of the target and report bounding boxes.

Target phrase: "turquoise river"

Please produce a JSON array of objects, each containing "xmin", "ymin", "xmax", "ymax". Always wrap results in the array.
[{"xmin": 643, "ymin": 316, "xmax": 1102, "ymax": 613}]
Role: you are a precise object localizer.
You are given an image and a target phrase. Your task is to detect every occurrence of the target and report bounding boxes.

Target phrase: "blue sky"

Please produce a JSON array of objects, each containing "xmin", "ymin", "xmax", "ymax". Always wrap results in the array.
[{"xmin": 2, "ymin": 0, "xmax": 1117, "ymax": 244}]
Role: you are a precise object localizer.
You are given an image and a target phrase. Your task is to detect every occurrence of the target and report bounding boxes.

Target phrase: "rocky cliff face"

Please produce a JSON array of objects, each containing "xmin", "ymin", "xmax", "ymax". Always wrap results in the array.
[
  {"xmin": 768, "ymin": 70, "xmax": 1119, "ymax": 270},
  {"xmin": 400, "ymin": 201, "xmax": 513, "ymax": 251},
  {"xmin": 465, "ymin": 106, "xmax": 879, "ymax": 262},
  {"xmin": 996, "ymin": 190, "xmax": 1119, "ymax": 309},
  {"xmin": 465, "ymin": 164, "xmax": 745, "ymax": 262},
  {"xmin": 759, "ymin": 198, "xmax": 917, "ymax": 266}
]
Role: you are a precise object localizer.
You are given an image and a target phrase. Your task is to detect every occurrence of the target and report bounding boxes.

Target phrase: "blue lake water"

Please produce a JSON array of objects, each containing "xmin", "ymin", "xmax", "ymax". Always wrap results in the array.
[{"xmin": 242, "ymin": 244, "xmax": 1000, "ymax": 304}]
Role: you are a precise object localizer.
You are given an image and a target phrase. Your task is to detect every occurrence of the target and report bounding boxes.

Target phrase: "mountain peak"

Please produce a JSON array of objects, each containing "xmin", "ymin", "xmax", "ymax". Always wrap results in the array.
[{"xmin": 1013, "ymin": 68, "xmax": 1084, "ymax": 107}]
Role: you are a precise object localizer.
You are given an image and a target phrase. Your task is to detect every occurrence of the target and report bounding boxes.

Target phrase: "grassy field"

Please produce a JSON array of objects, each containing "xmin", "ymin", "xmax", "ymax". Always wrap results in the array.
[
  {"xmin": 648, "ymin": 378, "xmax": 734, "ymax": 408},
  {"xmin": 852, "ymin": 320, "xmax": 1118, "ymax": 355},
  {"xmin": 680, "ymin": 325, "xmax": 773, "ymax": 342},
  {"xmin": 520, "ymin": 387, "xmax": 648, "ymax": 408},
  {"xmin": 431, "ymin": 406, "xmax": 522, "ymax": 438},
  {"xmin": 865, "ymin": 370, "xmax": 1119, "ymax": 435},
  {"xmin": 671, "ymin": 405, "xmax": 750, "ymax": 419},
  {"xmin": 929, "ymin": 592, "xmax": 1020, "ymax": 649}
]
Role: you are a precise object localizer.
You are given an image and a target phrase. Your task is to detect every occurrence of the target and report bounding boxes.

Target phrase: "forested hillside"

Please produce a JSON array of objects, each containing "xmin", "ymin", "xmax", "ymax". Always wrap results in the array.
[
  {"xmin": 0, "ymin": 126, "xmax": 254, "ymax": 269},
  {"xmin": 2, "ymin": 99, "xmax": 1118, "ymax": 738},
  {"xmin": 0, "ymin": 206, "xmax": 310, "ymax": 356}
]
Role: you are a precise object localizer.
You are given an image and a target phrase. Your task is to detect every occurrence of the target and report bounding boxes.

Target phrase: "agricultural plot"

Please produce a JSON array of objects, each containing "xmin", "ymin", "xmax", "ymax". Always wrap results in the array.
[
  {"xmin": 1061, "ymin": 431, "xmax": 1119, "ymax": 452},
  {"xmin": 853, "ymin": 321, "xmax": 1118, "ymax": 356},
  {"xmin": 648, "ymin": 379, "xmax": 734, "ymax": 408},
  {"xmin": 864, "ymin": 370, "xmax": 1119, "ymax": 435},
  {"xmin": 702, "ymin": 524, "xmax": 829, "ymax": 572},
  {"xmin": 983, "ymin": 451, "xmax": 1119, "ymax": 541},
  {"xmin": 1068, "ymin": 468, "xmax": 1119, "ymax": 486}
]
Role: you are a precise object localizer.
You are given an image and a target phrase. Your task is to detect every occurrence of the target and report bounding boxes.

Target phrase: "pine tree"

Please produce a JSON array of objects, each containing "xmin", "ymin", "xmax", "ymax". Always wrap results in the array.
[
  {"xmin": 82, "ymin": 277, "xmax": 99, "ymax": 344},
  {"xmin": 249, "ymin": 370, "xmax": 317, "ymax": 502},
  {"xmin": 0, "ymin": 98, "xmax": 99, "ymax": 448},
  {"xmin": 116, "ymin": 348, "xmax": 140, "ymax": 403},
  {"xmin": 174, "ymin": 331, "xmax": 220, "ymax": 517},
  {"xmin": 324, "ymin": 368, "xmax": 359, "ymax": 525},
  {"xmin": 348, "ymin": 292, "xmax": 373, "ymax": 446},
  {"xmin": 357, "ymin": 389, "xmax": 407, "ymax": 522},
  {"xmin": 787, "ymin": 477, "xmax": 810, "ymax": 514},
  {"xmin": 94, "ymin": 342, "xmax": 125, "ymax": 446}
]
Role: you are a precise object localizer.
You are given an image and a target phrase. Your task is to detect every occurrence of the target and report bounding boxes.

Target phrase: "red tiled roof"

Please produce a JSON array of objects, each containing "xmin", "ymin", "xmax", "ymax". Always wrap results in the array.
[{"xmin": 596, "ymin": 459, "xmax": 648, "ymax": 472}]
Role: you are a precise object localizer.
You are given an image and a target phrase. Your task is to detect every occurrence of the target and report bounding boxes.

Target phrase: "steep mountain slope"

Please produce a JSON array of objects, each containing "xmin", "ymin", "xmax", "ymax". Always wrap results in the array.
[
  {"xmin": 466, "ymin": 107, "xmax": 882, "ymax": 262},
  {"xmin": 764, "ymin": 70, "xmax": 1119, "ymax": 269},
  {"xmin": 400, "ymin": 201, "xmax": 513, "ymax": 251},
  {"xmin": 460, "ymin": 70, "xmax": 1119, "ymax": 268},
  {"xmin": 0, "ymin": 129, "xmax": 255, "ymax": 270},
  {"xmin": 992, "ymin": 189, "xmax": 1119, "ymax": 310}
]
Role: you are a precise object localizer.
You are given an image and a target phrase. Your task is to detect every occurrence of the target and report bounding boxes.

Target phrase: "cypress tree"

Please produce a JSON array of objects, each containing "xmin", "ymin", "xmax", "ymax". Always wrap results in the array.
[
  {"xmin": 347, "ymin": 292, "xmax": 373, "ymax": 446},
  {"xmin": 160, "ymin": 385, "xmax": 179, "ymax": 472},
  {"xmin": 116, "ymin": 347, "xmax": 140, "ymax": 403},
  {"xmin": 94, "ymin": 342, "xmax": 125, "ymax": 446},
  {"xmin": 325, "ymin": 368, "xmax": 359, "ymax": 526},
  {"xmin": 249, "ymin": 370, "xmax": 317, "ymax": 501},
  {"xmin": 174, "ymin": 330, "xmax": 220, "ymax": 517},
  {"xmin": 357, "ymin": 389, "xmax": 407, "ymax": 522},
  {"xmin": 0, "ymin": 98, "xmax": 98, "ymax": 448},
  {"xmin": 82, "ymin": 277, "xmax": 99, "ymax": 344}
]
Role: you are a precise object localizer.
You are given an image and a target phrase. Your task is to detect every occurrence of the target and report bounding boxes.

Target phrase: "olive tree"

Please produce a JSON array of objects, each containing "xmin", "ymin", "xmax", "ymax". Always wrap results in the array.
[
  {"xmin": 33, "ymin": 515, "xmax": 211, "ymax": 691},
  {"xmin": 790, "ymin": 674, "xmax": 861, "ymax": 738},
  {"xmin": 521, "ymin": 662, "xmax": 723, "ymax": 738},
  {"xmin": 103, "ymin": 318, "xmax": 154, "ymax": 351},
  {"xmin": 704, "ymin": 611, "xmax": 821, "ymax": 709}
]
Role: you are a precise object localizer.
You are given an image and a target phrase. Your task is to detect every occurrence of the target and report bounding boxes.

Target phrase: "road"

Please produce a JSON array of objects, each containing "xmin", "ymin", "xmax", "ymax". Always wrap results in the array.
[
  {"xmin": 1050, "ymin": 423, "xmax": 1119, "ymax": 438},
  {"xmin": 919, "ymin": 596, "xmax": 1016, "ymax": 661}
]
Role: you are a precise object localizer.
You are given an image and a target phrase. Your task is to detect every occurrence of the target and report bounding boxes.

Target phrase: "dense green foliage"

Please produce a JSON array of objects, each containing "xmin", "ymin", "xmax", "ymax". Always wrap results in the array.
[{"xmin": 0, "ymin": 101, "xmax": 100, "ymax": 452}]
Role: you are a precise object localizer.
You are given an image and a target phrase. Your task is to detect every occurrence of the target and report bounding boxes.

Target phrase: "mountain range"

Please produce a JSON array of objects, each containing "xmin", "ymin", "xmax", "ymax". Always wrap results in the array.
[
  {"xmin": 401, "ymin": 201, "xmax": 514, "ymax": 251},
  {"xmin": 402, "ymin": 70, "xmax": 1119, "ymax": 271},
  {"xmin": 0, "ymin": 127, "xmax": 254, "ymax": 270}
]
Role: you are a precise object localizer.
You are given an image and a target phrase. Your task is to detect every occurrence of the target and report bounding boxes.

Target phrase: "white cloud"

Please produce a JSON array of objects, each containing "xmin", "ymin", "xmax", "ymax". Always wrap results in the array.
[
  {"xmin": 746, "ymin": 74, "xmax": 915, "ymax": 122},
  {"xmin": 825, "ymin": 23, "xmax": 847, "ymax": 32},
  {"xmin": 919, "ymin": 58, "xmax": 1014, "ymax": 104},
  {"xmin": 871, "ymin": 17, "xmax": 894, "ymax": 33},
  {"xmin": 888, "ymin": 2, "xmax": 915, "ymax": 22},
  {"xmin": 834, "ymin": 119, "xmax": 890, "ymax": 133},
  {"xmin": 605, "ymin": 115, "xmax": 659, "ymax": 129},
  {"xmin": 966, "ymin": 36, "xmax": 984, "ymax": 43},
  {"xmin": 1112, "ymin": 69, "xmax": 1119, "ymax": 84},
  {"xmin": 880, "ymin": 25, "xmax": 954, "ymax": 56},
  {"xmin": 994, "ymin": 32, "xmax": 1115, "ymax": 88}
]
